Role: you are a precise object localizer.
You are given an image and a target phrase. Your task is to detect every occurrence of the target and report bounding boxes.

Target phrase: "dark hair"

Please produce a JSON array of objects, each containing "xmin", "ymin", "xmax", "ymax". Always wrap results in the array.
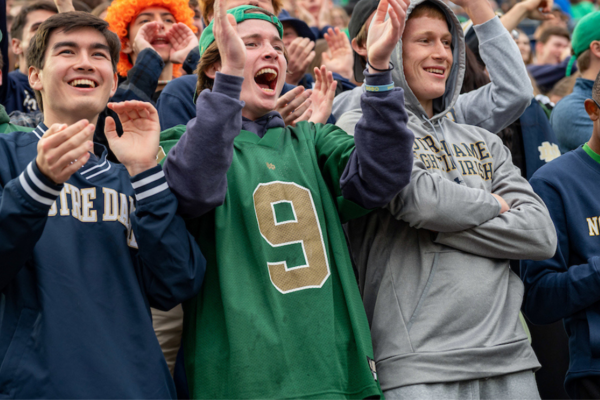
[
  {"xmin": 10, "ymin": 1, "xmax": 58, "ymax": 41},
  {"xmin": 408, "ymin": 1, "xmax": 447, "ymax": 23},
  {"xmin": 460, "ymin": 46, "xmax": 489, "ymax": 94},
  {"xmin": 593, "ymin": 69, "xmax": 600, "ymax": 104},
  {"xmin": 26, "ymin": 11, "xmax": 120, "ymax": 111},
  {"xmin": 538, "ymin": 26, "xmax": 570, "ymax": 44}
]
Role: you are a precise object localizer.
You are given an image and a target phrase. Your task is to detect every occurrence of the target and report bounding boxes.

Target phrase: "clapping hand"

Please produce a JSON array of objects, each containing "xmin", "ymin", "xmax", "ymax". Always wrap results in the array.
[
  {"xmin": 105, "ymin": 101, "xmax": 160, "ymax": 177},
  {"xmin": 308, "ymin": 66, "xmax": 336, "ymax": 124},
  {"xmin": 322, "ymin": 27, "xmax": 354, "ymax": 80},
  {"xmin": 366, "ymin": 0, "xmax": 408, "ymax": 73},
  {"xmin": 213, "ymin": 0, "xmax": 246, "ymax": 77},
  {"xmin": 167, "ymin": 23, "xmax": 198, "ymax": 64}
]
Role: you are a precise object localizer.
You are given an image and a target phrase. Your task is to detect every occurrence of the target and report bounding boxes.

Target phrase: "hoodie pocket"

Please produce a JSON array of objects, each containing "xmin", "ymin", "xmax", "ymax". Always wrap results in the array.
[
  {"xmin": 0, "ymin": 308, "xmax": 39, "ymax": 395},
  {"xmin": 407, "ymin": 253, "xmax": 439, "ymax": 333}
]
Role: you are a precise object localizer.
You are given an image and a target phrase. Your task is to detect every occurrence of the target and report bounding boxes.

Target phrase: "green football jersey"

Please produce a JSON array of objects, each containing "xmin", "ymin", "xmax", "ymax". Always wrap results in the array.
[{"xmin": 161, "ymin": 122, "xmax": 380, "ymax": 399}]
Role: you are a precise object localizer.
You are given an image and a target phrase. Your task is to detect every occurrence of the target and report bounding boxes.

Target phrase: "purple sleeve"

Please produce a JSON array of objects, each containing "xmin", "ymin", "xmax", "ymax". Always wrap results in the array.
[
  {"xmin": 162, "ymin": 72, "xmax": 244, "ymax": 218},
  {"xmin": 339, "ymin": 69, "xmax": 413, "ymax": 209}
]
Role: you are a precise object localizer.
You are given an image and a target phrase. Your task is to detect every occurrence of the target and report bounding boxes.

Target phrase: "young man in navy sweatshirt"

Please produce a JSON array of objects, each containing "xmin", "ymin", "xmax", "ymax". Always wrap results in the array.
[
  {"xmin": 0, "ymin": 11, "xmax": 205, "ymax": 398},
  {"xmin": 521, "ymin": 71, "xmax": 600, "ymax": 398}
]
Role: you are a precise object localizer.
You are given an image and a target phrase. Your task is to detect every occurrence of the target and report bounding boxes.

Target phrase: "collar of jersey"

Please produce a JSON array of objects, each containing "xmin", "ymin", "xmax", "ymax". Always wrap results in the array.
[{"xmin": 34, "ymin": 123, "xmax": 110, "ymax": 179}]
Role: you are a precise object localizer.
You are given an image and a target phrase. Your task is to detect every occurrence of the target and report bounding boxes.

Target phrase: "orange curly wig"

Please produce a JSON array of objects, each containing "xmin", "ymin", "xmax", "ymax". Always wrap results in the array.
[{"xmin": 105, "ymin": 0, "xmax": 197, "ymax": 77}]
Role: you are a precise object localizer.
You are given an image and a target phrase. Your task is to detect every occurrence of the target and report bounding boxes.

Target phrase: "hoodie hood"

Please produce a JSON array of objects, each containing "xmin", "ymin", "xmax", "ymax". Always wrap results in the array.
[{"xmin": 390, "ymin": 0, "xmax": 465, "ymax": 121}]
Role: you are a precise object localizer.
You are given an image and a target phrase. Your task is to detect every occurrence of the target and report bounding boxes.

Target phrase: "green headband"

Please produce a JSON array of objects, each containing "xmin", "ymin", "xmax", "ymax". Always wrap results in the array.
[
  {"xmin": 198, "ymin": 5, "xmax": 284, "ymax": 58},
  {"xmin": 567, "ymin": 11, "xmax": 600, "ymax": 76}
]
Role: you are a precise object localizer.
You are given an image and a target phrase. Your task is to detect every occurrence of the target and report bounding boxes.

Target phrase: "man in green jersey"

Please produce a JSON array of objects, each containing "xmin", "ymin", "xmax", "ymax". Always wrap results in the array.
[{"xmin": 160, "ymin": 0, "xmax": 413, "ymax": 397}]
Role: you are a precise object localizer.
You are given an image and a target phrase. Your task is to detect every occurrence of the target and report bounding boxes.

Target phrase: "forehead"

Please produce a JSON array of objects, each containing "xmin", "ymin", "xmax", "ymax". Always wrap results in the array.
[
  {"xmin": 546, "ymin": 35, "xmax": 569, "ymax": 44},
  {"xmin": 404, "ymin": 15, "xmax": 451, "ymax": 37},
  {"xmin": 237, "ymin": 18, "xmax": 280, "ymax": 38},
  {"xmin": 226, "ymin": 0, "xmax": 275, "ymax": 13},
  {"xmin": 25, "ymin": 9, "xmax": 56, "ymax": 29},
  {"xmin": 134, "ymin": 6, "xmax": 174, "ymax": 20},
  {"xmin": 45, "ymin": 27, "xmax": 109, "ymax": 56}
]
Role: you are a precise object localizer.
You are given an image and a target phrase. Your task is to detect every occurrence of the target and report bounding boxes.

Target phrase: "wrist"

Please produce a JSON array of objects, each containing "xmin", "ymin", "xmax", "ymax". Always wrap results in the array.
[
  {"xmin": 125, "ymin": 161, "xmax": 158, "ymax": 177},
  {"xmin": 464, "ymin": 1, "xmax": 495, "ymax": 25},
  {"xmin": 221, "ymin": 65, "xmax": 245, "ymax": 77}
]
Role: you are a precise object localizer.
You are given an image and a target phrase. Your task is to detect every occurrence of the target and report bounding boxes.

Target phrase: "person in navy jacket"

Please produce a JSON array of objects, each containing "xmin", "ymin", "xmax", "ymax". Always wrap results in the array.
[
  {"xmin": 0, "ymin": 11, "xmax": 205, "ymax": 399},
  {"xmin": 522, "ymin": 71, "xmax": 600, "ymax": 399}
]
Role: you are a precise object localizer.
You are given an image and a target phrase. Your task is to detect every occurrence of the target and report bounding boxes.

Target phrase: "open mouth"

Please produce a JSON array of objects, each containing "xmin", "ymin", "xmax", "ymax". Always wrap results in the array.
[
  {"xmin": 151, "ymin": 36, "xmax": 170, "ymax": 46},
  {"xmin": 424, "ymin": 67, "xmax": 445, "ymax": 76},
  {"xmin": 254, "ymin": 68, "xmax": 278, "ymax": 93},
  {"xmin": 69, "ymin": 78, "xmax": 97, "ymax": 88}
]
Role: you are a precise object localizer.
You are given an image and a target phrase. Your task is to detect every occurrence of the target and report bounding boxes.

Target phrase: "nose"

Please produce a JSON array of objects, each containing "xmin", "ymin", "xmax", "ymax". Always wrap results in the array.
[
  {"xmin": 262, "ymin": 43, "xmax": 279, "ymax": 60},
  {"xmin": 431, "ymin": 39, "xmax": 450, "ymax": 60},
  {"xmin": 74, "ymin": 51, "xmax": 95, "ymax": 71}
]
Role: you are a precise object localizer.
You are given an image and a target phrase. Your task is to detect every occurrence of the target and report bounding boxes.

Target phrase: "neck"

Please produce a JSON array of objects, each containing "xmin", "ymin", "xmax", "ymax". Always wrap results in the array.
[
  {"xmin": 242, "ymin": 108, "xmax": 268, "ymax": 121},
  {"xmin": 18, "ymin": 56, "xmax": 28, "ymax": 74},
  {"xmin": 156, "ymin": 63, "xmax": 173, "ymax": 92},
  {"xmin": 589, "ymin": 124, "xmax": 600, "ymax": 154},
  {"xmin": 582, "ymin": 63, "xmax": 600, "ymax": 81},
  {"xmin": 419, "ymin": 99, "xmax": 434, "ymax": 118},
  {"xmin": 43, "ymin": 110, "xmax": 100, "ymax": 129}
]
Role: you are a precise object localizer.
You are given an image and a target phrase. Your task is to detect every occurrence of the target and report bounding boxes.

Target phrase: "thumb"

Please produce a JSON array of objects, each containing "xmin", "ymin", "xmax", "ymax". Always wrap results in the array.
[
  {"xmin": 227, "ymin": 14, "xmax": 237, "ymax": 29},
  {"xmin": 105, "ymin": 116, "xmax": 119, "ymax": 145}
]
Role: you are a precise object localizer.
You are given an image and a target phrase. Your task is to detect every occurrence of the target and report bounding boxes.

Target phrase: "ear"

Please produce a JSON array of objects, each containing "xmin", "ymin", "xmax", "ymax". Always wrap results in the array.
[
  {"xmin": 109, "ymin": 72, "xmax": 119, "ymax": 97},
  {"xmin": 11, "ymin": 38, "xmax": 23, "ymax": 56},
  {"xmin": 28, "ymin": 65, "xmax": 43, "ymax": 91},
  {"xmin": 351, "ymin": 38, "xmax": 367, "ymax": 58},
  {"xmin": 590, "ymin": 41, "xmax": 600, "ymax": 59},
  {"xmin": 584, "ymin": 99, "xmax": 599, "ymax": 121},
  {"xmin": 204, "ymin": 60, "xmax": 222, "ymax": 80},
  {"xmin": 122, "ymin": 38, "xmax": 133, "ymax": 54}
]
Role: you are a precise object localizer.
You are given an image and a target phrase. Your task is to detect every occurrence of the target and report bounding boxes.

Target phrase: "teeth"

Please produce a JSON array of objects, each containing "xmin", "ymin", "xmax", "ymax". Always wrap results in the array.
[
  {"xmin": 261, "ymin": 88, "xmax": 274, "ymax": 93},
  {"xmin": 69, "ymin": 79, "xmax": 96, "ymax": 88},
  {"xmin": 425, "ymin": 68, "xmax": 444, "ymax": 75},
  {"xmin": 255, "ymin": 68, "xmax": 277, "ymax": 81}
]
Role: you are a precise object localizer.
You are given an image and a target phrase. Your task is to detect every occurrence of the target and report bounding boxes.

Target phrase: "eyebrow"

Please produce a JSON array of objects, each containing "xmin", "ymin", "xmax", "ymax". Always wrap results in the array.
[
  {"xmin": 241, "ymin": 33, "xmax": 284, "ymax": 45},
  {"xmin": 52, "ymin": 41, "xmax": 111, "ymax": 52},
  {"xmin": 135, "ymin": 12, "xmax": 175, "ymax": 20},
  {"xmin": 30, "ymin": 22, "xmax": 43, "ymax": 31}
]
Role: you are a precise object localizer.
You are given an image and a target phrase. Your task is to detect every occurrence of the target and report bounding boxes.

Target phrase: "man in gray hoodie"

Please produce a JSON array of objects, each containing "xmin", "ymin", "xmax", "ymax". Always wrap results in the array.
[{"xmin": 337, "ymin": 0, "xmax": 557, "ymax": 398}]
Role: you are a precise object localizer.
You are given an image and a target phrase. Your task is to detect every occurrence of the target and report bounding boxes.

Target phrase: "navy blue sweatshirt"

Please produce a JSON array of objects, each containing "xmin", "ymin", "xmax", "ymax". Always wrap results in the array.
[
  {"xmin": 162, "ymin": 69, "xmax": 413, "ymax": 218},
  {"xmin": 0, "ymin": 126, "xmax": 206, "ymax": 398},
  {"xmin": 521, "ymin": 146, "xmax": 600, "ymax": 398}
]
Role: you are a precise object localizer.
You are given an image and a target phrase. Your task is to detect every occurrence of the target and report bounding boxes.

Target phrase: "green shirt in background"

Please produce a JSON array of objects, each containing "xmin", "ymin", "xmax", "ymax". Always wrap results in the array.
[{"xmin": 0, "ymin": 104, "xmax": 33, "ymax": 134}]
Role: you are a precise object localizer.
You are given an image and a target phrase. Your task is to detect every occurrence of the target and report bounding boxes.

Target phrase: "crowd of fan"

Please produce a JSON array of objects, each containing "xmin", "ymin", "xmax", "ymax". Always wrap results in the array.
[{"xmin": 2, "ymin": 0, "xmax": 600, "ymax": 397}]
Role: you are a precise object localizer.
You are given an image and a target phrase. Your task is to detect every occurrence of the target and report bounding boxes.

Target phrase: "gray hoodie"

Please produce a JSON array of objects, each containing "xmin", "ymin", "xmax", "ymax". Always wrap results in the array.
[
  {"xmin": 332, "ymin": 15, "xmax": 533, "ymax": 134},
  {"xmin": 338, "ymin": 0, "xmax": 557, "ymax": 391}
]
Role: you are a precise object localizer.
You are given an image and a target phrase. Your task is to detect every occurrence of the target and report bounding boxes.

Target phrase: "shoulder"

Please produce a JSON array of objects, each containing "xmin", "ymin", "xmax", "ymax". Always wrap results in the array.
[
  {"xmin": 161, "ymin": 75, "xmax": 197, "ymax": 98},
  {"xmin": 532, "ymin": 150, "xmax": 579, "ymax": 182}
]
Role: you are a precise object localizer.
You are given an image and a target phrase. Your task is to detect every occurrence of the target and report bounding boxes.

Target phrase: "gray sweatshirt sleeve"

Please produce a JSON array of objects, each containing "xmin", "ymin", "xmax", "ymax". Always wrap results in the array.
[
  {"xmin": 162, "ymin": 72, "xmax": 244, "ymax": 218},
  {"xmin": 433, "ymin": 136, "xmax": 557, "ymax": 260},
  {"xmin": 335, "ymin": 109, "xmax": 361, "ymax": 136},
  {"xmin": 385, "ymin": 160, "xmax": 501, "ymax": 232},
  {"xmin": 453, "ymin": 17, "xmax": 533, "ymax": 133}
]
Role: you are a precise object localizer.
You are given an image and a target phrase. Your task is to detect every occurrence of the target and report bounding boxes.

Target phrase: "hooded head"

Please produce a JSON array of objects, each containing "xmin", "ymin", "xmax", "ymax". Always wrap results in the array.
[
  {"xmin": 390, "ymin": 0, "xmax": 465, "ymax": 120},
  {"xmin": 105, "ymin": 0, "xmax": 196, "ymax": 77}
]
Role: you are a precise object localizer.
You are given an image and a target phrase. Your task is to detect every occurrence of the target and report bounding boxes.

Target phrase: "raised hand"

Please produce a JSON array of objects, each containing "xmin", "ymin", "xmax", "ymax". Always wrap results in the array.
[
  {"xmin": 132, "ymin": 21, "xmax": 161, "ymax": 55},
  {"xmin": 213, "ymin": 0, "xmax": 246, "ymax": 77},
  {"xmin": 275, "ymin": 86, "xmax": 314, "ymax": 126},
  {"xmin": 36, "ymin": 120, "xmax": 94, "ymax": 184},
  {"xmin": 167, "ymin": 23, "xmax": 198, "ymax": 64},
  {"xmin": 366, "ymin": 0, "xmax": 408, "ymax": 72},
  {"xmin": 286, "ymin": 37, "xmax": 316, "ymax": 85},
  {"xmin": 322, "ymin": 27, "xmax": 353, "ymax": 80},
  {"xmin": 53, "ymin": 0, "xmax": 75, "ymax": 12},
  {"xmin": 308, "ymin": 66, "xmax": 336, "ymax": 124},
  {"xmin": 520, "ymin": 0, "xmax": 554, "ymax": 20},
  {"xmin": 105, "ymin": 101, "xmax": 160, "ymax": 176},
  {"xmin": 317, "ymin": 0, "xmax": 333, "ymax": 29}
]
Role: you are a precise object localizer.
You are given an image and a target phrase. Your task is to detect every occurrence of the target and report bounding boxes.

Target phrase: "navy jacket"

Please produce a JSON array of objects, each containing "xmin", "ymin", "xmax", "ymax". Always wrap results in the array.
[
  {"xmin": 0, "ymin": 126, "xmax": 205, "ymax": 398},
  {"xmin": 1, "ymin": 71, "xmax": 38, "ymax": 114},
  {"xmin": 521, "ymin": 146, "xmax": 600, "ymax": 398}
]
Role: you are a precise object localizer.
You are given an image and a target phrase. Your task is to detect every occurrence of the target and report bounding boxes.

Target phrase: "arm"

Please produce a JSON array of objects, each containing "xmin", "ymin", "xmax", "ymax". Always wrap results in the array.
[
  {"xmin": 104, "ymin": 101, "xmax": 205, "ymax": 310},
  {"xmin": 521, "ymin": 176, "xmax": 600, "ymax": 325},
  {"xmin": 385, "ymin": 160, "xmax": 501, "ymax": 232},
  {"xmin": 500, "ymin": 0, "xmax": 553, "ymax": 32},
  {"xmin": 433, "ymin": 137, "xmax": 557, "ymax": 260},
  {"xmin": 337, "ymin": 0, "xmax": 413, "ymax": 209},
  {"xmin": 0, "ymin": 122, "xmax": 94, "ymax": 290},
  {"xmin": 130, "ymin": 166, "xmax": 206, "ymax": 310},
  {"xmin": 162, "ymin": 74, "xmax": 244, "ymax": 217},
  {"xmin": 454, "ymin": 17, "xmax": 533, "ymax": 133},
  {"xmin": 111, "ymin": 48, "xmax": 164, "ymax": 104}
]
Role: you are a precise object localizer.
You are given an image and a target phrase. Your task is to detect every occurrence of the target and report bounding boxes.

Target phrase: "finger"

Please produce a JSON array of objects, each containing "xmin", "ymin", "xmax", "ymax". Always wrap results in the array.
[
  {"xmin": 57, "ymin": 152, "xmax": 91, "ymax": 181},
  {"xmin": 56, "ymin": 138, "xmax": 94, "ymax": 172},
  {"xmin": 42, "ymin": 123, "xmax": 67, "ymax": 138},
  {"xmin": 280, "ymin": 89, "xmax": 312, "ymax": 114},
  {"xmin": 327, "ymin": 80, "xmax": 337, "ymax": 102},
  {"xmin": 294, "ymin": 107, "xmax": 313, "ymax": 125},
  {"xmin": 305, "ymin": 51, "xmax": 316, "ymax": 66},
  {"xmin": 42, "ymin": 120, "xmax": 89, "ymax": 150},
  {"xmin": 105, "ymin": 116, "xmax": 118, "ymax": 144},
  {"xmin": 51, "ymin": 124, "xmax": 95, "ymax": 165},
  {"xmin": 275, "ymin": 85, "xmax": 305, "ymax": 108},
  {"xmin": 299, "ymin": 40, "xmax": 315, "ymax": 60},
  {"xmin": 288, "ymin": 98, "xmax": 312, "ymax": 121},
  {"xmin": 374, "ymin": 0, "xmax": 390, "ymax": 24}
]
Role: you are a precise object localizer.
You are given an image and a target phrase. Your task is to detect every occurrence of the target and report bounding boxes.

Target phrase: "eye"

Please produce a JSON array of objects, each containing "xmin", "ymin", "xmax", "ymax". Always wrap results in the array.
[
  {"xmin": 245, "ymin": 41, "xmax": 258, "ymax": 48},
  {"xmin": 274, "ymin": 45, "xmax": 284, "ymax": 52},
  {"xmin": 165, "ymin": 17, "xmax": 175, "ymax": 24},
  {"xmin": 93, "ymin": 51, "xmax": 109, "ymax": 59},
  {"xmin": 59, "ymin": 49, "xmax": 74, "ymax": 55}
]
